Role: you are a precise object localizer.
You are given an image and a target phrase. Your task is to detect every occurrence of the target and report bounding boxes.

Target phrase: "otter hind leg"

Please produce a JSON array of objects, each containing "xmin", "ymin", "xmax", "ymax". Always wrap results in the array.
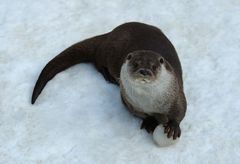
[
  {"xmin": 141, "ymin": 116, "xmax": 159, "ymax": 133},
  {"xmin": 99, "ymin": 67, "xmax": 118, "ymax": 84},
  {"xmin": 141, "ymin": 113, "xmax": 168, "ymax": 133}
]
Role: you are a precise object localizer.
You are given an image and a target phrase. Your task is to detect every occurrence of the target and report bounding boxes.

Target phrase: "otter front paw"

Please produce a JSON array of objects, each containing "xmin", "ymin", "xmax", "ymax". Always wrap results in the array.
[
  {"xmin": 164, "ymin": 120, "xmax": 181, "ymax": 140},
  {"xmin": 141, "ymin": 116, "xmax": 159, "ymax": 133}
]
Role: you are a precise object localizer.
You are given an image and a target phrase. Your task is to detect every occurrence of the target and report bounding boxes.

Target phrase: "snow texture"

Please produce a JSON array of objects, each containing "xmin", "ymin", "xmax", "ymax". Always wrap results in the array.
[
  {"xmin": 0, "ymin": 0, "xmax": 240, "ymax": 163},
  {"xmin": 153, "ymin": 125, "xmax": 179, "ymax": 147}
]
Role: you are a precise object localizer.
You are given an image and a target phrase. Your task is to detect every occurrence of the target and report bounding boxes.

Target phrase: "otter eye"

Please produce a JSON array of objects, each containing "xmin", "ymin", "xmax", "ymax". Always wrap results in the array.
[
  {"xmin": 127, "ymin": 54, "xmax": 132, "ymax": 60},
  {"xmin": 159, "ymin": 58, "xmax": 164, "ymax": 64}
]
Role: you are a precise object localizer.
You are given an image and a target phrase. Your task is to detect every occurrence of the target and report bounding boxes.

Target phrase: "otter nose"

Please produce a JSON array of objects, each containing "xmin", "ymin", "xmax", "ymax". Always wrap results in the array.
[{"xmin": 139, "ymin": 69, "xmax": 152, "ymax": 76}]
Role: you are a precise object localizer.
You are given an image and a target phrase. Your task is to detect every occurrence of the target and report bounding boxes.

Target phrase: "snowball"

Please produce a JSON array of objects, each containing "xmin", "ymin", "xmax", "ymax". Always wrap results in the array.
[{"xmin": 153, "ymin": 125, "xmax": 179, "ymax": 147}]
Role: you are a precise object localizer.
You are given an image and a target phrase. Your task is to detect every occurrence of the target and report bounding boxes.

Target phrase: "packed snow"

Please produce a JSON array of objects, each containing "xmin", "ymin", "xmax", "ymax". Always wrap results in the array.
[{"xmin": 0, "ymin": 0, "xmax": 240, "ymax": 163}]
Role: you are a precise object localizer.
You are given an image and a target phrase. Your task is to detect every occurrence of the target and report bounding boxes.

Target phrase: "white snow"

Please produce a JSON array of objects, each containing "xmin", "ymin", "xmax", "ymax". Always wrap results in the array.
[
  {"xmin": 153, "ymin": 125, "xmax": 179, "ymax": 147},
  {"xmin": 0, "ymin": 0, "xmax": 240, "ymax": 163}
]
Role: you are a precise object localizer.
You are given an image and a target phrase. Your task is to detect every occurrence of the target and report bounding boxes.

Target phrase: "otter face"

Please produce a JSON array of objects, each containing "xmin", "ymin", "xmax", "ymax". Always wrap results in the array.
[{"xmin": 126, "ymin": 51, "xmax": 165, "ymax": 83}]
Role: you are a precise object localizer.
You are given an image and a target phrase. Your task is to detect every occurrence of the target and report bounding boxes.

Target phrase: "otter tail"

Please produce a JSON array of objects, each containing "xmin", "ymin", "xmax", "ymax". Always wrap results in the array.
[{"xmin": 31, "ymin": 34, "xmax": 106, "ymax": 104}]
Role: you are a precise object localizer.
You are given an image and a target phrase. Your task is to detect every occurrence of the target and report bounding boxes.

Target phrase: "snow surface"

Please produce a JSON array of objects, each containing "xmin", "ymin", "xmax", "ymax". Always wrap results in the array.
[
  {"xmin": 153, "ymin": 125, "xmax": 179, "ymax": 147},
  {"xmin": 0, "ymin": 0, "xmax": 240, "ymax": 163}
]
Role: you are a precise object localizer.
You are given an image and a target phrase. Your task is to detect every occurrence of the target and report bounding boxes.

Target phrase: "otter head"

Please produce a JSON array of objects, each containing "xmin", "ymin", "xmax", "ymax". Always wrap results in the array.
[{"xmin": 124, "ymin": 50, "xmax": 167, "ymax": 84}]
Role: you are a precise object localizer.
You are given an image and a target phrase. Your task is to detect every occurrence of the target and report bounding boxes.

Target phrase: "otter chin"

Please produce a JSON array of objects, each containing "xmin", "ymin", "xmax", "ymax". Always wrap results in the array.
[
  {"xmin": 134, "ymin": 72, "xmax": 154, "ymax": 84},
  {"xmin": 135, "ymin": 78, "xmax": 151, "ymax": 84}
]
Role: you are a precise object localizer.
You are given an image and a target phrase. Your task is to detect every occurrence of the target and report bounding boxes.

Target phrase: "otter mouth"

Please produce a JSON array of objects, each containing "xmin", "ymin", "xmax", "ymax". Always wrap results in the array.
[
  {"xmin": 131, "ymin": 70, "xmax": 156, "ymax": 84},
  {"xmin": 134, "ymin": 77, "xmax": 153, "ymax": 84}
]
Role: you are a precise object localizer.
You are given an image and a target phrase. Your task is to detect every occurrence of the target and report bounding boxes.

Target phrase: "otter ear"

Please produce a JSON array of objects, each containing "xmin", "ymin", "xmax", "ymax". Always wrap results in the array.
[
  {"xmin": 127, "ymin": 53, "xmax": 132, "ymax": 60},
  {"xmin": 159, "ymin": 57, "xmax": 164, "ymax": 64}
]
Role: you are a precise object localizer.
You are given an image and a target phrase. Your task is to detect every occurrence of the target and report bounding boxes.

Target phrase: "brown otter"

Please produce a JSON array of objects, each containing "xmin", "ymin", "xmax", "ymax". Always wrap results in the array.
[{"xmin": 31, "ymin": 22, "xmax": 187, "ymax": 140}]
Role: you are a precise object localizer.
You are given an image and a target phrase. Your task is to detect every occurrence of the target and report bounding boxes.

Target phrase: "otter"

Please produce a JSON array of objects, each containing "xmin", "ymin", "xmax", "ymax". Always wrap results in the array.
[{"xmin": 31, "ymin": 22, "xmax": 187, "ymax": 140}]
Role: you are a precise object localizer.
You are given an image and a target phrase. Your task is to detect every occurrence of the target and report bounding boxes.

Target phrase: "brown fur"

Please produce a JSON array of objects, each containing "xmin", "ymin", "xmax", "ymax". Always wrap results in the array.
[{"xmin": 31, "ymin": 22, "xmax": 187, "ymax": 140}]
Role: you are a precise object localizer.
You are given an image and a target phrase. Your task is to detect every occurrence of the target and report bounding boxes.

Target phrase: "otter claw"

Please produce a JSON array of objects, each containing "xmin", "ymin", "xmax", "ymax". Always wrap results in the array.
[
  {"xmin": 164, "ymin": 120, "xmax": 181, "ymax": 140},
  {"xmin": 141, "ymin": 116, "xmax": 159, "ymax": 133}
]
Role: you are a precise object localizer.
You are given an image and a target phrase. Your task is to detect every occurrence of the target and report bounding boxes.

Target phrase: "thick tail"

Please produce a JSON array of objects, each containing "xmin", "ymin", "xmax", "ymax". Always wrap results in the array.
[{"xmin": 31, "ymin": 34, "xmax": 106, "ymax": 104}]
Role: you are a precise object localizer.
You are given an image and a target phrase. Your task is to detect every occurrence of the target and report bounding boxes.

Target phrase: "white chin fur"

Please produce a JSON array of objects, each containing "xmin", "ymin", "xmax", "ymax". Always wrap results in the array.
[
  {"xmin": 153, "ymin": 125, "xmax": 179, "ymax": 147},
  {"xmin": 120, "ymin": 62, "xmax": 175, "ymax": 114},
  {"xmin": 135, "ymin": 79, "xmax": 151, "ymax": 84}
]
